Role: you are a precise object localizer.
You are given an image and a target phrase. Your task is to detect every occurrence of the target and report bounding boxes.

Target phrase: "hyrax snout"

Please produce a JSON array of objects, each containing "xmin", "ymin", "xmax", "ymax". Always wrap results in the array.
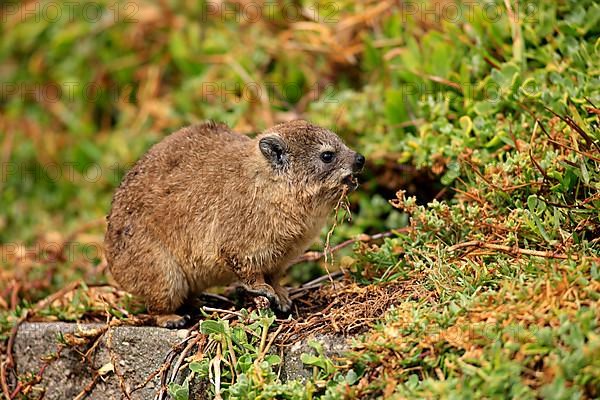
[{"xmin": 104, "ymin": 120, "xmax": 364, "ymax": 327}]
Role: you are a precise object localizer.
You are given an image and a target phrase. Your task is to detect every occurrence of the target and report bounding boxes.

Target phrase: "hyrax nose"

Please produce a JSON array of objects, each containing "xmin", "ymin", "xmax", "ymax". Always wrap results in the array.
[{"xmin": 353, "ymin": 153, "xmax": 365, "ymax": 171}]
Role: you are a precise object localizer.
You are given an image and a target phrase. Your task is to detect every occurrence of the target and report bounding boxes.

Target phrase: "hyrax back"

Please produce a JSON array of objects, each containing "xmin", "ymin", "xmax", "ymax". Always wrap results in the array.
[{"xmin": 105, "ymin": 120, "xmax": 365, "ymax": 327}]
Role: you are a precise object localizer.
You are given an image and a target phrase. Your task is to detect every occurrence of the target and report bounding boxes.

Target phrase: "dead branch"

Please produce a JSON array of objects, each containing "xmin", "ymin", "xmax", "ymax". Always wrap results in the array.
[
  {"xmin": 106, "ymin": 323, "xmax": 132, "ymax": 400},
  {"xmin": 31, "ymin": 281, "xmax": 82, "ymax": 313},
  {"xmin": 322, "ymin": 185, "xmax": 352, "ymax": 284},
  {"xmin": 293, "ymin": 229, "xmax": 408, "ymax": 264},
  {"xmin": 257, "ymin": 323, "xmax": 285, "ymax": 364},
  {"xmin": 289, "ymin": 271, "xmax": 344, "ymax": 299},
  {"xmin": 1, "ymin": 312, "xmax": 28, "ymax": 400},
  {"xmin": 447, "ymin": 240, "xmax": 589, "ymax": 260},
  {"xmin": 166, "ymin": 333, "xmax": 203, "ymax": 390},
  {"xmin": 202, "ymin": 307, "xmax": 244, "ymax": 318},
  {"xmin": 154, "ymin": 331, "xmax": 202, "ymax": 400},
  {"xmin": 73, "ymin": 373, "xmax": 101, "ymax": 400},
  {"xmin": 543, "ymin": 105, "xmax": 600, "ymax": 153}
]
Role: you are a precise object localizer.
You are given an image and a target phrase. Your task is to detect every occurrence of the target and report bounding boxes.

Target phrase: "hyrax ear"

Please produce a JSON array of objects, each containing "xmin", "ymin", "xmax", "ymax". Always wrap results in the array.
[{"xmin": 259, "ymin": 135, "xmax": 288, "ymax": 168}]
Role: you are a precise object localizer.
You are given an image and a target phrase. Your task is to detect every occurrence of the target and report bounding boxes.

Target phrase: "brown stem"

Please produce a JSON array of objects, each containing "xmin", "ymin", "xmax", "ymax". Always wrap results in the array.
[
  {"xmin": 447, "ymin": 240, "xmax": 594, "ymax": 260},
  {"xmin": 293, "ymin": 228, "xmax": 409, "ymax": 265},
  {"xmin": 1, "ymin": 313, "xmax": 28, "ymax": 399}
]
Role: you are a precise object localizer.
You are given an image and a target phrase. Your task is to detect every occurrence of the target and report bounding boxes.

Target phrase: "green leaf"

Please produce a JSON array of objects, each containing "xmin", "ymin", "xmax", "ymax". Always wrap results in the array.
[
  {"xmin": 531, "ymin": 212, "xmax": 553, "ymax": 243},
  {"xmin": 237, "ymin": 354, "xmax": 253, "ymax": 373},
  {"xmin": 232, "ymin": 326, "xmax": 248, "ymax": 346},
  {"xmin": 473, "ymin": 100, "xmax": 498, "ymax": 116},
  {"xmin": 189, "ymin": 360, "xmax": 209, "ymax": 376},
  {"xmin": 520, "ymin": 77, "xmax": 541, "ymax": 98},
  {"xmin": 265, "ymin": 354, "xmax": 281, "ymax": 366},
  {"xmin": 579, "ymin": 158, "xmax": 590, "ymax": 184},
  {"xmin": 345, "ymin": 369, "xmax": 359, "ymax": 385},
  {"xmin": 491, "ymin": 63, "xmax": 521, "ymax": 93},
  {"xmin": 168, "ymin": 379, "xmax": 189, "ymax": 400},
  {"xmin": 527, "ymin": 195, "xmax": 539, "ymax": 213},
  {"xmin": 308, "ymin": 340, "xmax": 325, "ymax": 355},
  {"xmin": 300, "ymin": 354, "xmax": 323, "ymax": 368},
  {"xmin": 200, "ymin": 320, "xmax": 226, "ymax": 335},
  {"xmin": 385, "ymin": 89, "xmax": 409, "ymax": 125}
]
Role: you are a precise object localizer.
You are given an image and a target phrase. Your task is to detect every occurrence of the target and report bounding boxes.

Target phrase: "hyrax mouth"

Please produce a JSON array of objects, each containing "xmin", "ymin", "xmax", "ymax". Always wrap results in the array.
[{"xmin": 341, "ymin": 174, "xmax": 359, "ymax": 191}]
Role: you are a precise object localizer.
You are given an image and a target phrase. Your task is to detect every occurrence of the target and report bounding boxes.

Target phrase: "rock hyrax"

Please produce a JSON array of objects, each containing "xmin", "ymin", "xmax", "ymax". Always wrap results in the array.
[{"xmin": 105, "ymin": 120, "xmax": 365, "ymax": 327}]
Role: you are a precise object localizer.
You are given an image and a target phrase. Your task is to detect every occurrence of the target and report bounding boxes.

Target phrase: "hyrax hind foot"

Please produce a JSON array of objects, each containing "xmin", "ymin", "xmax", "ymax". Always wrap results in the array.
[{"xmin": 154, "ymin": 314, "xmax": 191, "ymax": 329}]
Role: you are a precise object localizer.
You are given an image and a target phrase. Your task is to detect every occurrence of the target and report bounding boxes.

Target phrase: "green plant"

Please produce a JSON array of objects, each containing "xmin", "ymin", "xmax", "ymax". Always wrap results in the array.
[{"xmin": 167, "ymin": 310, "xmax": 349, "ymax": 400}]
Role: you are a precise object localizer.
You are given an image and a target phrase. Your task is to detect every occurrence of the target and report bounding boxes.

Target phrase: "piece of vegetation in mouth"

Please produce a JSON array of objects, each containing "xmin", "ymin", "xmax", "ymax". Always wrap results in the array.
[{"xmin": 324, "ymin": 185, "xmax": 353, "ymax": 268}]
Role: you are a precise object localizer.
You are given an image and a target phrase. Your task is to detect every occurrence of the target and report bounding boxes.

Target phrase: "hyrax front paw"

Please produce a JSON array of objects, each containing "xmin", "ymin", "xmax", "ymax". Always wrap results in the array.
[
  {"xmin": 274, "ymin": 289, "xmax": 292, "ymax": 313},
  {"xmin": 244, "ymin": 282, "xmax": 278, "ymax": 303},
  {"xmin": 266, "ymin": 293, "xmax": 291, "ymax": 313},
  {"xmin": 244, "ymin": 283, "xmax": 291, "ymax": 313}
]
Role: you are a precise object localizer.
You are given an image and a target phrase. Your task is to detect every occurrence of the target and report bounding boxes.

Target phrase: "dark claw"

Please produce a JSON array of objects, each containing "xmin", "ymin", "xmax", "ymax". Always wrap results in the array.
[
  {"xmin": 265, "ymin": 294, "xmax": 291, "ymax": 313},
  {"xmin": 242, "ymin": 286, "xmax": 291, "ymax": 313},
  {"xmin": 244, "ymin": 288, "xmax": 277, "ymax": 304},
  {"xmin": 276, "ymin": 301, "xmax": 291, "ymax": 314},
  {"xmin": 261, "ymin": 293, "xmax": 279, "ymax": 308},
  {"xmin": 164, "ymin": 314, "xmax": 191, "ymax": 329}
]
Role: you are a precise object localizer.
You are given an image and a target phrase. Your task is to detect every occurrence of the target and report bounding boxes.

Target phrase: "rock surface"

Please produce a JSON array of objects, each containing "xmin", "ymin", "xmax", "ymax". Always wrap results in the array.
[
  {"xmin": 279, "ymin": 334, "xmax": 349, "ymax": 382},
  {"xmin": 13, "ymin": 323, "xmax": 184, "ymax": 399},
  {"xmin": 12, "ymin": 322, "xmax": 349, "ymax": 399}
]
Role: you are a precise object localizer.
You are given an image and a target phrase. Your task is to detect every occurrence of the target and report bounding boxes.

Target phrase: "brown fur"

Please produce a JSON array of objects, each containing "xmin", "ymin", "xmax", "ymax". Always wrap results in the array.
[{"xmin": 104, "ymin": 120, "xmax": 364, "ymax": 327}]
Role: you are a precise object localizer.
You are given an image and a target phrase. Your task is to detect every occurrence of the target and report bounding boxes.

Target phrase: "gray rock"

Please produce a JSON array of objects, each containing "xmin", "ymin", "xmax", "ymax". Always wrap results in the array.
[
  {"xmin": 13, "ymin": 322, "xmax": 182, "ymax": 399},
  {"xmin": 12, "ymin": 323, "xmax": 350, "ymax": 399},
  {"xmin": 279, "ymin": 334, "xmax": 350, "ymax": 382}
]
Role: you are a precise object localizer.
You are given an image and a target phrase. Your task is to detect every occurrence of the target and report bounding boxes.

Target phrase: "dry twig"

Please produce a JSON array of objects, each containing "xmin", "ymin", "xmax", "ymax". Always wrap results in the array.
[
  {"xmin": 322, "ymin": 185, "xmax": 353, "ymax": 284},
  {"xmin": 202, "ymin": 307, "xmax": 244, "ymax": 318},
  {"xmin": 73, "ymin": 373, "xmax": 102, "ymax": 400},
  {"xmin": 294, "ymin": 229, "xmax": 406, "ymax": 265},
  {"xmin": 1, "ymin": 312, "xmax": 28, "ymax": 400},
  {"xmin": 448, "ymin": 240, "xmax": 588, "ymax": 260}
]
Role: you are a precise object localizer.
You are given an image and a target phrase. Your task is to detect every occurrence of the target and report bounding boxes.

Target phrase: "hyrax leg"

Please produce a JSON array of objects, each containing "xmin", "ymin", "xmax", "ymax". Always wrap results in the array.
[
  {"xmin": 144, "ymin": 257, "xmax": 192, "ymax": 328},
  {"xmin": 110, "ymin": 242, "xmax": 191, "ymax": 328}
]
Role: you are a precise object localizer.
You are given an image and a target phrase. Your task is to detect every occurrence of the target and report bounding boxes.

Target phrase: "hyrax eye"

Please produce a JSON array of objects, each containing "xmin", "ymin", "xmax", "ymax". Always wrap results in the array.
[{"xmin": 320, "ymin": 151, "xmax": 335, "ymax": 163}]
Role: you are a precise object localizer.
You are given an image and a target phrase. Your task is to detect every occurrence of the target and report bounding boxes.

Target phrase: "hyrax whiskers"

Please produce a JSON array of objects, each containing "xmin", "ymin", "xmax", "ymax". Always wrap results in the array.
[{"xmin": 105, "ymin": 120, "xmax": 365, "ymax": 327}]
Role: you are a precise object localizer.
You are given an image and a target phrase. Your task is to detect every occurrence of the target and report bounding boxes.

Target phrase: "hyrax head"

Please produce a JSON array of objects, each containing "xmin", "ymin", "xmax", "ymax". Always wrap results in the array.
[{"xmin": 257, "ymin": 120, "xmax": 365, "ymax": 201}]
